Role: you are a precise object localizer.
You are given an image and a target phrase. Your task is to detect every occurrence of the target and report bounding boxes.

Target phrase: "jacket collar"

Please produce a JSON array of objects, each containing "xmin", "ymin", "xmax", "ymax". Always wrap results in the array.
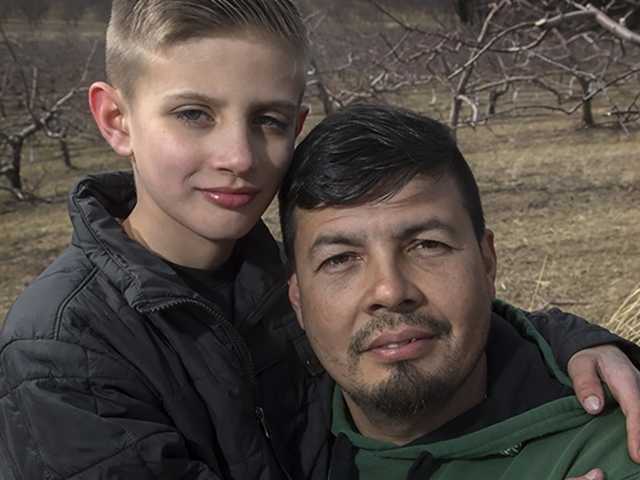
[{"xmin": 68, "ymin": 171, "xmax": 287, "ymax": 319}]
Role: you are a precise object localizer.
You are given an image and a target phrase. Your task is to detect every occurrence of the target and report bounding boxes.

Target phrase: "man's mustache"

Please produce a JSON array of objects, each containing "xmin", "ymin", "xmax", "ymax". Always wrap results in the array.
[{"xmin": 349, "ymin": 312, "xmax": 451, "ymax": 356}]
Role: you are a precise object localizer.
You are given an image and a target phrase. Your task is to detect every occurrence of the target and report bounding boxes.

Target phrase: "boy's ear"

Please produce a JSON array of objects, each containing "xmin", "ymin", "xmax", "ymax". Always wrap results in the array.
[
  {"xmin": 88, "ymin": 81, "xmax": 133, "ymax": 157},
  {"xmin": 294, "ymin": 105, "xmax": 310, "ymax": 138},
  {"xmin": 288, "ymin": 273, "xmax": 305, "ymax": 330}
]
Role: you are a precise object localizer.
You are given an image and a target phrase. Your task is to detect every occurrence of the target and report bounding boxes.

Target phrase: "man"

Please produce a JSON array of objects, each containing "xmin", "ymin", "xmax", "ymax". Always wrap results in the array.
[{"xmin": 278, "ymin": 104, "xmax": 638, "ymax": 479}]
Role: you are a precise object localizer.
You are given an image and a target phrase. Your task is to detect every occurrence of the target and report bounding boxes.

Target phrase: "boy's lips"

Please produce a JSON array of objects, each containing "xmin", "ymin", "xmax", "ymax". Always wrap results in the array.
[{"xmin": 198, "ymin": 187, "xmax": 259, "ymax": 209}]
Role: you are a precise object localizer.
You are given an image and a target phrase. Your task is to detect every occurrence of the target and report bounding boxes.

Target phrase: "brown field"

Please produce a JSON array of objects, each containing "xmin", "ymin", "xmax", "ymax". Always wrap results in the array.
[
  {"xmin": 2, "ymin": 108, "xmax": 639, "ymax": 332},
  {"xmin": 0, "ymin": 16, "xmax": 639, "ymax": 334}
]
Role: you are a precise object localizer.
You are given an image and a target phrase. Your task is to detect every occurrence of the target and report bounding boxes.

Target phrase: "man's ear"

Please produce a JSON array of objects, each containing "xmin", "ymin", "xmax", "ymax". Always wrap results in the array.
[
  {"xmin": 88, "ymin": 81, "xmax": 133, "ymax": 157},
  {"xmin": 480, "ymin": 228, "xmax": 497, "ymax": 299},
  {"xmin": 294, "ymin": 105, "xmax": 310, "ymax": 138},
  {"xmin": 288, "ymin": 273, "xmax": 305, "ymax": 330}
]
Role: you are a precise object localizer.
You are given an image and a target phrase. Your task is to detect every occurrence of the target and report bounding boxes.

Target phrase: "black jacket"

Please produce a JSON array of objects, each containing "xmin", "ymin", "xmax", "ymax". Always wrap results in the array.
[
  {"xmin": 0, "ymin": 172, "xmax": 632, "ymax": 479},
  {"xmin": 0, "ymin": 173, "xmax": 325, "ymax": 479}
]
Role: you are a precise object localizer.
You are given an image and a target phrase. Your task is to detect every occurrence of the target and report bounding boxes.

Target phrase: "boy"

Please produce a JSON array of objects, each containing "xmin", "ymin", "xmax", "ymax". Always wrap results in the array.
[{"xmin": 0, "ymin": 1, "xmax": 638, "ymax": 479}]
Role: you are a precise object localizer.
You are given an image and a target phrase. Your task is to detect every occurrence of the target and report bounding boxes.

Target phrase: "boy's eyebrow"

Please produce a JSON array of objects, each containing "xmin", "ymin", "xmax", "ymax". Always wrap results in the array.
[
  {"xmin": 252, "ymin": 100, "xmax": 299, "ymax": 116},
  {"xmin": 164, "ymin": 91, "xmax": 298, "ymax": 115},
  {"xmin": 165, "ymin": 91, "xmax": 224, "ymax": 107}
]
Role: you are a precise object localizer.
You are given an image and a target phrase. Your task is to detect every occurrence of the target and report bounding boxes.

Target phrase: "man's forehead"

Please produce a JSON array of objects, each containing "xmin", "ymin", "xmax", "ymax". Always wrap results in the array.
[{"xmin": 293, "ymin": 175, "xmax": 466, "ymax": 245}]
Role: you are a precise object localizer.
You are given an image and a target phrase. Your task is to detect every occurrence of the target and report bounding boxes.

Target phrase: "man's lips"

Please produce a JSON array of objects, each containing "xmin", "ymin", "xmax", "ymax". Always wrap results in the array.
[
  {"xmin": 363, "ymin": 328, "xmax": 435, "ymax": 352},
  {"xmin": 361, "ymin": 327, "xmax": 438, "ymax": 363},
  {"xmin": 198, "ymin": 187, "xmax": 259, "ymax": 209}
]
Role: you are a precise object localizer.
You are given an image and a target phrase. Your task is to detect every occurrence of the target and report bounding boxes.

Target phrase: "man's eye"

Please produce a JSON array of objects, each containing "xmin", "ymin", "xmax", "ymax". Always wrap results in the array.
[
  {"xmin": 319, "ymin": 253, "xmax": 357, "ymax": 273},
  {"xmin": 175, "ymin": 109, "xmax": 213, "ymax": 127},
  {"xmin": 412, "ymin": 240, "xmax": 451, "ymax": 255}
]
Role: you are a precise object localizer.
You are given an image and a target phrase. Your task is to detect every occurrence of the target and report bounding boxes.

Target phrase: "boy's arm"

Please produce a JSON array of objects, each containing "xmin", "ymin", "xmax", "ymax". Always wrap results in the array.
[
  {"xmin": 0, "ymin": 339, "xmax": 222, "ymax": 480},
  {"xmin": 530, "ymin": 307, "xmax": 640, "ymax": 369},
  {"xmin": 530, "ymin": 308, "xmax": 640, "ymax": 463}
]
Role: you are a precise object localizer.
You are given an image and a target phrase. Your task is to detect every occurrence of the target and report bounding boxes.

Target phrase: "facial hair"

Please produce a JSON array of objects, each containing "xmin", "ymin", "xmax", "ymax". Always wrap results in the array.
[{"xmin": 343, "ymin": 311, "xmax": 462, "ymax": 423}]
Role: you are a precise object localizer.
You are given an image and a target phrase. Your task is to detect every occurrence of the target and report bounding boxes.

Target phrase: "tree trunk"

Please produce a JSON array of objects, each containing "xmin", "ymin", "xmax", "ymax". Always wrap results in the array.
[
  {"xmin": 578, "ymin": 77, "xmax": 595, "ymax": 127},
  {"xmin": 310, "ymin": 58, "xmax": 335, "ymax": 116},
  {"xmin": 449, "ymin": 97, "xmax": 462, "ymax": 138},
  {"xmin": 6, "ymin": 137, "xmax": 23, "ymax": 191},
  {"xmin": 59, "ymin": 138, "xmax": 72, "ymax": 168},
  {"xmin": 487, "ymin": 86, "xmax": 508, "ymax": 116}
]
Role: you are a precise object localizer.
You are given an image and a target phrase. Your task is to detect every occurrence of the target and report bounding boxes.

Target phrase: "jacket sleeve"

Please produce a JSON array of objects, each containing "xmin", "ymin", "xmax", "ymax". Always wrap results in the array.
[
  {"xmin": 528, "ymin": 307, "xmax": 640, "ymax": 372},
  {"xmin": 0, "ymin": 337, "xmax": 223, "ymax": 480}
]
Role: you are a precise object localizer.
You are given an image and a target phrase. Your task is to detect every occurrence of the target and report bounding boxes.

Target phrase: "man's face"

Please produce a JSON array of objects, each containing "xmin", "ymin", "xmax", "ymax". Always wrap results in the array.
[
  {"xmin": 122, "ymin": 31, "xmax": 306, "ymax": 246},
  {"xmin": 288, "ymin": 175, "xmax": 497, "ymax": 419}
]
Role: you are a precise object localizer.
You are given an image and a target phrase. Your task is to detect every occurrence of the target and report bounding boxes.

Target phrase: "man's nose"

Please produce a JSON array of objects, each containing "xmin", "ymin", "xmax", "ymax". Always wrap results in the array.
[
  {"xmin": 365, "ymin": 258, "xmax": 425, "ymax": 315},
  {"xmin": 212, "ymin": 122, "xmax": 256, "ymax": 176}
]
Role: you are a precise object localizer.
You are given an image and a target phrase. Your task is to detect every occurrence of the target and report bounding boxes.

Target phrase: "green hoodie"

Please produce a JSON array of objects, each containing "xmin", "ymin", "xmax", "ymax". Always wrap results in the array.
[{"xmin": 331, "ymin": 302, "xmax": 639, "ymax": 480}]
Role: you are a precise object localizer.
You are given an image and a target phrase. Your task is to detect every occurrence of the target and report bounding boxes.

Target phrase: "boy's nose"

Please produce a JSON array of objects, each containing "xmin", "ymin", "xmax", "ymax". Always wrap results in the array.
[{"xmin": 213, "ymin": 124, "xmax": 256, "ymax": 175}]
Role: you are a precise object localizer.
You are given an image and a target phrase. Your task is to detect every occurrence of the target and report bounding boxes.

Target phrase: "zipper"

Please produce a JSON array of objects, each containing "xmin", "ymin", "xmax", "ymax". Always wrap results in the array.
[
  {"xmin": 256, "ymin": 406, "xmax": 272, "ymax": 439},
  {"xmin": 142, "ymin": 297, "xmax": 256, "ymax": 381},
  {"xmin": 256, "ymin": 406, "xmax": 293, "ymax": 480},
  {"xmin": 143, "ymin": 297, "xmax": 293, "ymax": 480}
]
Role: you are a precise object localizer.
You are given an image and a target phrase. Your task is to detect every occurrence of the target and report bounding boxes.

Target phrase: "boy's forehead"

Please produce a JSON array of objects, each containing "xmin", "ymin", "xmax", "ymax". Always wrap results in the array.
[
  {"xmin": 133, "ymin": 30, "xmax": 306, "ymax": 105},
  {"xmin": 157, "ymin": 27, "xmax": 306, "ymax": 71}
]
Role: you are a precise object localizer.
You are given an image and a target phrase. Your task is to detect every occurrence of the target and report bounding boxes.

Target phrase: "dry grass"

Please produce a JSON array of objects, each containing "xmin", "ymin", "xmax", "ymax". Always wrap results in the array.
[
  {"xmin": 604, "ymin": 285, "xmax": 640, "ymax": 343},
  {"xmin": 1, "ymin": 100, "xmax": 639, "ymax": 337}
]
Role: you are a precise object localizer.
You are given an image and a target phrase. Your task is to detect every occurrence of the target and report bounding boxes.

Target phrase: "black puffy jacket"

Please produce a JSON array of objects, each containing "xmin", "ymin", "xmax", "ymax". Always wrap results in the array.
[
  {"xmin": 0, "ymin": 172, "xmax": 632, "ymax": 480},
  {"xmin": 0, "ymin": 172, "xmax": 327, "ymax": 479}
]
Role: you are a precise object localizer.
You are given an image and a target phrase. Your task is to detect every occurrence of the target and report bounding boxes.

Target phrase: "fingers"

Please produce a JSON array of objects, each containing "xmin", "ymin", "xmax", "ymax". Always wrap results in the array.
[
  {"xmin": 595, "ymin": 348, "xmax": 640, "ymax": 463},
  {"xmin": 568, "ymin": 345, "xmax": 640, "ymax": 463},
  {"xmin": 568, "ymin": 350, "xmax": 605, "ymax": 415},
  {"xmin": 566, "ymin": 467, "xmax": 605, "ymax": 480}
]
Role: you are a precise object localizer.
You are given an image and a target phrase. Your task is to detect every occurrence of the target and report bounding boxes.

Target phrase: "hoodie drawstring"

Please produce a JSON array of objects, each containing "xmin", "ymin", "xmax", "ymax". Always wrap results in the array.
[
  {"xmin": 407, "ymin": 451, "xmax": 442, "ymax": 480},
  {"xmin": 329, "ymin": 433, "xmax": 359, "ymax": 480}
]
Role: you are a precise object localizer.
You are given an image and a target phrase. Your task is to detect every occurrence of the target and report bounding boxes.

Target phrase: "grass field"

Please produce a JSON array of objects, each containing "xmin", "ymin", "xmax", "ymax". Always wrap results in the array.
[
  {"xmin": 0, "ymin": 14, "xmax": 639, "ymax": 336},
  {"xmin": 1, "ymin": 105, "xmax": 639, "ymax": 335}
]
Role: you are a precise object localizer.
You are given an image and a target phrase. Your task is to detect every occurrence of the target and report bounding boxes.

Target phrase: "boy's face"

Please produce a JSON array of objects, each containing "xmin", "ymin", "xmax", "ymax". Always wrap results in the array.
[{"xmin": 120, "ymin": 32, "xmax": 306, "ymax": 251}]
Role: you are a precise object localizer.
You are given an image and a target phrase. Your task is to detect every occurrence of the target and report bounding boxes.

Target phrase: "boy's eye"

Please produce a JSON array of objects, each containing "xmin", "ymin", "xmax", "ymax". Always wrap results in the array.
[
  {"xmin": 175, "ymin": 109, "xmax": 213, "ymax": 127},
  {"xmin": 255, "ymin": 114, "xmax": 290, "ymax": 132}
]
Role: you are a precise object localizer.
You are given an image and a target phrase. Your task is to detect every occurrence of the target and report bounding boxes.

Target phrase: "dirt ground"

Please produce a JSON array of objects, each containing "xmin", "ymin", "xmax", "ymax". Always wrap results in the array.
[{"xmin": 1, "ymin": 111, "xmax": 639, "ymax": 331}]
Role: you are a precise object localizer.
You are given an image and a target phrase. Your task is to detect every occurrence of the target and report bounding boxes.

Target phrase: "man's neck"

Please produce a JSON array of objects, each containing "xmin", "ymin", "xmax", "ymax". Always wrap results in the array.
[{"xmin": 344, "ymin": 354, "xmax": 488, "ymax": 446}]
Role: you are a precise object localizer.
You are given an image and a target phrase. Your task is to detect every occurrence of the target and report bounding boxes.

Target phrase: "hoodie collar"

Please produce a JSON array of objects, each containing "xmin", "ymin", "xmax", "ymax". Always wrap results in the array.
[{"xmin": 330, "ymin": 302, "xmax": 603, "ymax": 462}]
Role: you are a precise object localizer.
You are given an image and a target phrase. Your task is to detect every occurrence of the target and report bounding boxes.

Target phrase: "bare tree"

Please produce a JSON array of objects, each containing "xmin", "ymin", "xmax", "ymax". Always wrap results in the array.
[
  {"xmin": 303, "ymin": 0, "xmax": 640, "ymax": 133},
  {"xmin": 17, "ymin": 0, "xmax": 51, "ymax": 25},
  {"xmin": 61, "ymin": 0, "xmax": 89, "ymax": 26},
  {"xmin": 0, "ymin": 24, "xmax": 97, "ymax": 199}
]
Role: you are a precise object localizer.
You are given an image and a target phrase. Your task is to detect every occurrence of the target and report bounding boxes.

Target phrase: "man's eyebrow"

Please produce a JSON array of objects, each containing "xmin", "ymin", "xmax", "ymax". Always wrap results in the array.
[
  {"xmin": 394, "ymin": 219, "xmax": 457, "ymax": 240},
  {"xmin": 308, "ymin": 232, "xmax": 367, "ymax": 259}
]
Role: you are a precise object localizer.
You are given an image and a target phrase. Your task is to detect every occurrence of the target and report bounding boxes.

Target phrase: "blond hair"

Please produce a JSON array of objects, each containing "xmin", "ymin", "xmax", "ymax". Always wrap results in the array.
[{"xmin": 106, "ymin": 0, "xmax": 308, "ymax": 99}]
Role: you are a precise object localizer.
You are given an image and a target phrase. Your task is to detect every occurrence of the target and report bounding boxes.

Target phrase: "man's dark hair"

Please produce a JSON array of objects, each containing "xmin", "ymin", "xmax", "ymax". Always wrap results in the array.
[{"xmin": 278, "ymin": 103, "xmax": 486, "ymax": 265}]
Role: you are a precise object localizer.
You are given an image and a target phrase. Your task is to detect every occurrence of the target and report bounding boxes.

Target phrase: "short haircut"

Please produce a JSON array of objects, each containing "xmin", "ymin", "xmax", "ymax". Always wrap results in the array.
[
  {"xmin": 278, "ymin": 103, "xmax": 486, "ymax": 266},
  {"xmin": 106, "ymin": 0, "xmax": 308, "ymax": 99}
]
